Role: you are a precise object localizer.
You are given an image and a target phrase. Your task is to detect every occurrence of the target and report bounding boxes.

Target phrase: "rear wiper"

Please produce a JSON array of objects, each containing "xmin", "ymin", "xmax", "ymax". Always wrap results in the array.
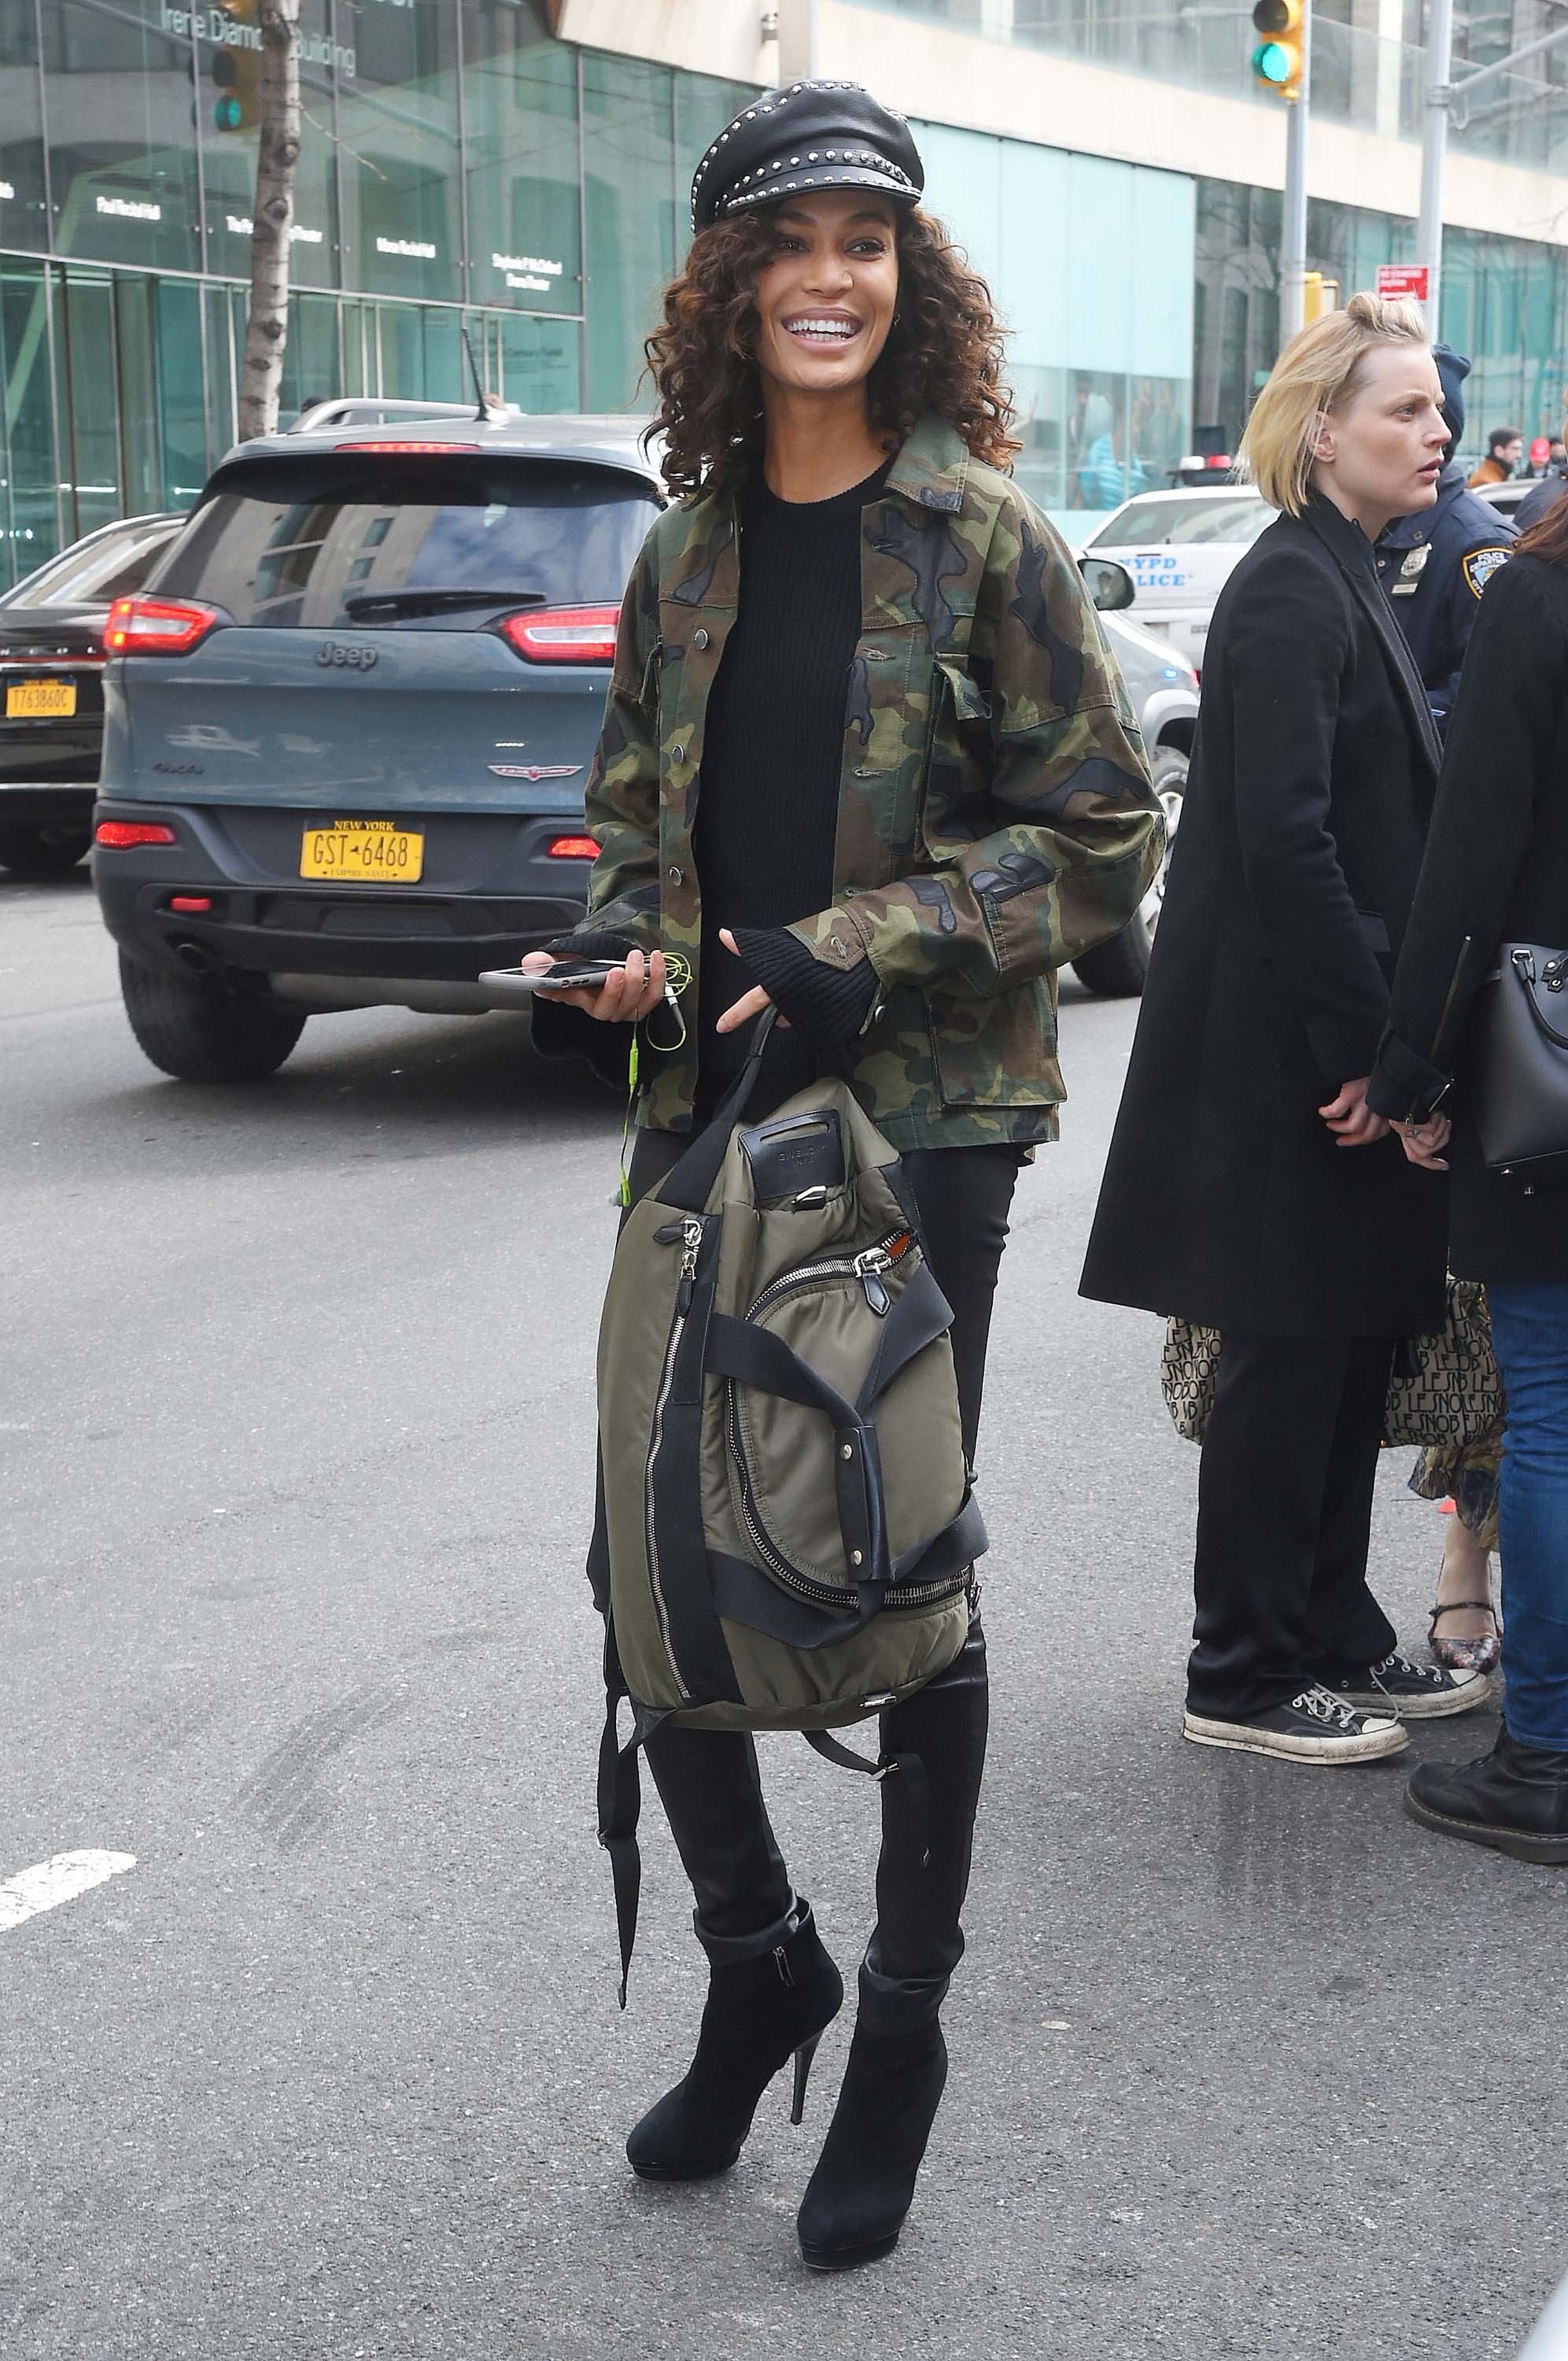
[{"xmin": 341, "ymin": 586, "xmax": 548, "ymax": 615}]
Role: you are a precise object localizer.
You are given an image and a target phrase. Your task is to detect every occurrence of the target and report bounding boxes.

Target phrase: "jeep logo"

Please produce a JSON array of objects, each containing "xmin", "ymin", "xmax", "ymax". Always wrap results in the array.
[{"xmin": 316, "ymin": 641, "xmax": 378, "ymax": 670}]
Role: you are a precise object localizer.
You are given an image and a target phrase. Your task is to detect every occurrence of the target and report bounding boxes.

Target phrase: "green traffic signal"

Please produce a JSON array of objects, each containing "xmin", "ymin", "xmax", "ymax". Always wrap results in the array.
[
  {"xmin": 1249, "ymin": 0, "xmax": 1302, "ymax": 94},
  {"xmin": 214, "ymin": 94, "xmax": 243, "ymax": 131}
]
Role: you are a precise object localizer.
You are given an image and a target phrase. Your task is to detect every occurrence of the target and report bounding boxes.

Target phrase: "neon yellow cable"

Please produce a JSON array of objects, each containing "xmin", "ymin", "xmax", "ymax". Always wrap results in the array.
[{"xmin": 614, "ymin": 951, "xmax": 692, "ymax": 1206}]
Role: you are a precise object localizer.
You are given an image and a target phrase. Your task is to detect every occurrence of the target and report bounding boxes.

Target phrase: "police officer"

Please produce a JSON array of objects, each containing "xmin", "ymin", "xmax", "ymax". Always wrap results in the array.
[
  {"xmin": 1515, "ymin": 399, "xmax": 1568, "ymax": 531},
  {"xmin": 1374, "ymin": 342, "xmax": 1515, "ymax": 733}
]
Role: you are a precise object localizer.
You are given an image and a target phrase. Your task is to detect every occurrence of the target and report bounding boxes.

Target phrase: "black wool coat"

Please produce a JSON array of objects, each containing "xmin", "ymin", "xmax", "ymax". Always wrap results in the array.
[
  {"xmin": 1367, "ymin": 550, "xmax": 1568, "ymax": 1284},
  {"xmin": 1081, "ymin": 492, "xmax": 1450, "ymax": 1339}
]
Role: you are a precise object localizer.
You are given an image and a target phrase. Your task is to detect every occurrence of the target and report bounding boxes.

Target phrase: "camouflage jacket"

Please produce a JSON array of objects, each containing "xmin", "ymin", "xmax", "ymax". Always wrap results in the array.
[{"xmin": 582, "ymin": 413, "xmax": 1161, "ymax": 1150}]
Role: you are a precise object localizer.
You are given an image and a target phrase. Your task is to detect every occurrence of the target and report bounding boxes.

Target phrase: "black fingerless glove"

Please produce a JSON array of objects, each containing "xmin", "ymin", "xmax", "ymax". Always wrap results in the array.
[{"xmin": 730, "ymin": 925, "xmax": 879, "ymax": 1060}]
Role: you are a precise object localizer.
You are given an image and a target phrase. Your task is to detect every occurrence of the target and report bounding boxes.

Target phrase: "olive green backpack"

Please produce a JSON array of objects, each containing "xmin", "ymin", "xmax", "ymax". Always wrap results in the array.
[{"xmin": 595, "ymin": 1013, "xmax": 985, "ymax": 1997}]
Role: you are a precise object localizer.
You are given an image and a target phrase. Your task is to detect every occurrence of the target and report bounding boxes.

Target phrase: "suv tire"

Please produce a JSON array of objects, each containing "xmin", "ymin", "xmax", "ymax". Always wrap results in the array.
[
  {"xmin": 1071, "ymin": 745, "xmax": 1188, "ymax": 999},
  {"xmin": 118, "ymin": 951, "xmax": 308, "ymax": 1082},
  {"xmin": 0, "ymin": 824, "xmax": 91, "ymax": 878}
]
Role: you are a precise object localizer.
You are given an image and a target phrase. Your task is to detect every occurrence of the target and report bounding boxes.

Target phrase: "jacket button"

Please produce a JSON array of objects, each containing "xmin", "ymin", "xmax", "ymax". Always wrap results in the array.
[
  {"xmin": 670, "ymin": 743, "xmax": 685, "ymax": 763},
  {"xmin": 830, "ymin": 935, "xmax": 847, "ymax": 956},
  {"xmin": 692, "ymin": 628, "xmax": 709, "ymax": 650},
  {"xmin": 669, "ymin": 865, "xmax": 683, "ymax": 886}
]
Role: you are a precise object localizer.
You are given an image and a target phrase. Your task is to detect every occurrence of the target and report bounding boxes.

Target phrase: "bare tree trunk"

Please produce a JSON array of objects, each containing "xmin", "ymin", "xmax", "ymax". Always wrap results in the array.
[{"xmin": 236, "ymin": 0, "xmax": 302, "ymax": 442}]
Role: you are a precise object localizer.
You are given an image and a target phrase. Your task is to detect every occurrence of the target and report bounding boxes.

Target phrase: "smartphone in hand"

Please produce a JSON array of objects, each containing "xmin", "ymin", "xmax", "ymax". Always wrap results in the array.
[{"xmin": 476, "ymin": 960, "xmax": 623, "ymax": 1000}]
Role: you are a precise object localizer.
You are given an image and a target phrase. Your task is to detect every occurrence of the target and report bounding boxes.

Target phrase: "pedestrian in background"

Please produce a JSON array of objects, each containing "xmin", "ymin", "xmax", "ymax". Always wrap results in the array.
[
  {"xmin": 1376, "ymin": 344, "xmax": 1515, "ymax": 735},
  {"xmin": 1468, "ymin": 426, "xmax": 1522, "ymax": 487},
  {"xmin": 1515, "ymin": 397, "xmax": 1568, "ymax": 532},
  {"xmin": 1368, "ymin": 491, "xmax": 1568, "ymax": 1864},
  {"xmin": 1081, "ymin": 293, "xmax": 1493, "ymax": 1763},
  {"xmin": 1375, "ymin": 338, "xmax": 1513, "ymax": 1676},
  {"xmin": 527, "ymin": 83, "xmax": 1159, "ymax": 2267}
]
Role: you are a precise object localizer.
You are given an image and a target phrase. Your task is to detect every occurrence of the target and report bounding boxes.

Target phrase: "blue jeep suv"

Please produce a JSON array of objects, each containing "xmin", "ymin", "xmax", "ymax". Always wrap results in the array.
[
  {"xmin": 94, "ymin": 397, "xmax": 1186, "ymax": 1082},
  {"xmin": 93, "ymin": 401, "xmax": 661, "ymax": 1081}
]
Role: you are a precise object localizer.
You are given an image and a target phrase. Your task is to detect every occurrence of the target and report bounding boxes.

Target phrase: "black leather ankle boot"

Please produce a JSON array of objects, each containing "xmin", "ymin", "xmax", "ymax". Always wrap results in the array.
[
  {"xmin": 1407, "ymin": 1724, "xmax": 1568, "ymax": 1862},
  {"xmin": 796, "ymin": 2019, "xmax": 948, "ymax": 2270},
  {"xmin": 625, "ymin": 1899, "xmax": 843, "ymax": 2182}
]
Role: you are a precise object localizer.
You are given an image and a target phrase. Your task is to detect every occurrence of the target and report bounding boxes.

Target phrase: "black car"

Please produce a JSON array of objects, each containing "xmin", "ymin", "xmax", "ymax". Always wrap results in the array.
[
  {"xmin": 0, "ymin": 514, "xmax": 188, "ymax": 878},
  {"xmin": 93, "ymin": 404, "xmax": 661, "ymax": 1080}
]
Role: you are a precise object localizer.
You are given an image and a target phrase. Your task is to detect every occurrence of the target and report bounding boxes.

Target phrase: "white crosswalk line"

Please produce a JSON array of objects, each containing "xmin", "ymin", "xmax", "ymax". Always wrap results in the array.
[{"xmin": 0, "ymin": 1851, "xmax": 136, "ymax": 1931}]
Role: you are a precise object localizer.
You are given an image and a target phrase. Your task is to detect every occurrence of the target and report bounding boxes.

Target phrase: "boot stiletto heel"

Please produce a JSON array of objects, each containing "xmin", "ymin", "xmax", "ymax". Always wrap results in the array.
[{"xmin": 790, "ymin": 2030, "xmax": 825, "ymax": 2126}]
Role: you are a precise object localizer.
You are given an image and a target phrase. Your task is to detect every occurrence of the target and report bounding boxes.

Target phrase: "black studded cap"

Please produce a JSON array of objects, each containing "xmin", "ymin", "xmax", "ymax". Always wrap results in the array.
[{"xmin": 690, "ymin": 82, "xmax": 923, "ymax": 235}]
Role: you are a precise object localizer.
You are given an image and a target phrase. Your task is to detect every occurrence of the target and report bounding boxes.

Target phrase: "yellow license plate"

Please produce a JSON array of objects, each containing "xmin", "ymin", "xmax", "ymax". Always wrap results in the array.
[
  {"xmin": 6, "ymin": 679, "xmax": 76, "ymax": 719},
  {"xmin": 301, "ymin": 820, "xmax": 424, "ymax": 883}
]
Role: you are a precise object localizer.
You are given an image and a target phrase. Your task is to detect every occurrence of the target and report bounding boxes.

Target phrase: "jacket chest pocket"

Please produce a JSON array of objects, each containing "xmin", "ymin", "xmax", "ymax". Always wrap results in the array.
[
  {"xmin": 920, "ymin": 655, "xmax": 994, "ymax": 855},
  {"xmin": 839, "ymin": 631, "xmax": 927, "ymax": 885}
]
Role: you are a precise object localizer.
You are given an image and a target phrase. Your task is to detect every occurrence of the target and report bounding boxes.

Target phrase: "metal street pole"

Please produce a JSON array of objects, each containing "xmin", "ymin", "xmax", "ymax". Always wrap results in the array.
[
  {"xmin": 1280, "ymin": 6, "xmax": 1311, "ymax": 343},
  {"xmin": 1417, "ymin": 0, "xmax": 1454, "ymax": 331}
]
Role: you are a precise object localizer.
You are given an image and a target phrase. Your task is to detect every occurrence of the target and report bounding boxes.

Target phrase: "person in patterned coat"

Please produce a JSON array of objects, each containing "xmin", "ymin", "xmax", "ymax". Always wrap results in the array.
[{"xmin": 525, "ymin": 83, "xmax": 1160, "ymax": 2274}]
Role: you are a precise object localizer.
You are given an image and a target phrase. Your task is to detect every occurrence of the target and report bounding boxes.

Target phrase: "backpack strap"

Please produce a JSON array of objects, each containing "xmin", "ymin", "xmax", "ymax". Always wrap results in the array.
[
  {"xmin": 596, "ymin": 1614, "xmax": 674, "ymax": 2008},
  {"xmin": 654, "ymin": 1005, "xmax": 780, "ymax": 1214},
  {"xmin": 854, "ymin": 1262, "xmax": 957, "ymax": 1414},
  {"xmin": 706, "ymin": 1486, "xmax": 985, "ymax": 1648},
  {"xmin": 802, "ymin": 1731, "xmax": 933, "ymax": 1871}
]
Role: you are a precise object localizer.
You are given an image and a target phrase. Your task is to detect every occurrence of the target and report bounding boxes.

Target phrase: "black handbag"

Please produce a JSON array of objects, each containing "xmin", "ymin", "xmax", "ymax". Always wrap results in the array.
[{"xmin": 1470, "ymin": 944, "xmax": 1568, "ymax": 1180}]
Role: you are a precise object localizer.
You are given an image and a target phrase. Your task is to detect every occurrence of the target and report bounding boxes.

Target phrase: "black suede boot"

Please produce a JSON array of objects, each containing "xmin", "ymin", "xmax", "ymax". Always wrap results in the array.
[
  {"xmin": 795, "ymin": 2019, "xmax": 949, "ymax": 2270},
  {"xmin": 626, "ymin": 1900, "xmax": 843, "ymax": 2181},
  {"xmin": 1406, "ymin": 1724, "xmax": 1568, "ymax": 1863}
]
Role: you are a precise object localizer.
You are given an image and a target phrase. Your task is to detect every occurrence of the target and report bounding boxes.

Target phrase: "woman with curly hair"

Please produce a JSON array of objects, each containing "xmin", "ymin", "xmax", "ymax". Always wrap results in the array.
[{"xmin": 526, "ymin": 83, "xmax": 1159, "ymax": 2270}]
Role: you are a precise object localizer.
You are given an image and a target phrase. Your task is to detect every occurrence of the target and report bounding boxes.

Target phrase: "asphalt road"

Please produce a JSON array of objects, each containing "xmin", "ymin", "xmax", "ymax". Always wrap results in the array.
[{"xmin": 4, "ymin": 869, "xmax": 1562, "ymax": 2361}]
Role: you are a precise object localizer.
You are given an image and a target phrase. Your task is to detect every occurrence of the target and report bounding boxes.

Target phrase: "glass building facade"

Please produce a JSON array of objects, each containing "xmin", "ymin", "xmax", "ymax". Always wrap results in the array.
[
  {"xmin": 1194, "ymin": 176, "xmax": 1568, "ymax": 459},
  {"xmin": 865, "ymin": 0, "xmax": 1568, "ymax": 174},
  {"xmin": 0, "ymin": 0, "xmax": 755, "ymax": 586},
  {"xmin": 0, "ymin": 0, "xmax": 1565, "ymax": 586}
]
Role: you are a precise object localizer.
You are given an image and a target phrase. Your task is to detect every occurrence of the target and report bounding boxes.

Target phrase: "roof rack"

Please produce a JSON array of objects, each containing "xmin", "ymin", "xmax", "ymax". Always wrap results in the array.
[{"xmin": 286, "ymin": 396, "xmax": 512, "ymax": 433}]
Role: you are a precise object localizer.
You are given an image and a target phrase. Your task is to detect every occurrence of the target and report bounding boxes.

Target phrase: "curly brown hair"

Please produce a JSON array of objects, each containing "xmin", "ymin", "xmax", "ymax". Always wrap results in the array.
[{"xmin": 644, "ymin": 205, "xmax": 1020, "ymax": 502}]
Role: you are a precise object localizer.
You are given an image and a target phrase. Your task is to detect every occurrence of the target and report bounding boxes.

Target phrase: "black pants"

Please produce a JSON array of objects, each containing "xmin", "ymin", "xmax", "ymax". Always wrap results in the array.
[
  {"xmin": 1186, "ymin": 1331, "xmax": 1400, "ymax": 1720},
  {"xmin": 625, "ymin": 1116, "xmax": 1020, "ymax": 2032}
]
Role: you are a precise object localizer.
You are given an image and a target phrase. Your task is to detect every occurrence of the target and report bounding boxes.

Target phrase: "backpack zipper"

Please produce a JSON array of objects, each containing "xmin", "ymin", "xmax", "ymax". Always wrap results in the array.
[
  {"xmin": 642, "ymin": 1216, "xmax": 703, "ymax": 1703},
  {"xmin": 729, "ymin": 1232, "xmax": 966, "ymax": 1613},
  {"xmin": 746, "ymin": 1230, "xmax": 909, "ymax": 1321}
]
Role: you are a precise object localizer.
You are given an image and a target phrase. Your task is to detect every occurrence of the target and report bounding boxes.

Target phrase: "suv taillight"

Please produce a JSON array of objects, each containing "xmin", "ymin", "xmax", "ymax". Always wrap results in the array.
[
  {"xmin": 499, "ymin": 605, "xmax": 620, "ymax": 665},
  {"xmin": 95, "ymin": 821, "xmax": 177, "ymax": 848},
  {"xmin": 105, "ymin": 596, "xmax": 227, "ymax": 656}
]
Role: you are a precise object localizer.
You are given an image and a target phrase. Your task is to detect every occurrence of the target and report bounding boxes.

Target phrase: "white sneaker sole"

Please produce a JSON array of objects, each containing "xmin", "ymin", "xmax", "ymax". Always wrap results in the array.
[
  {"xmin": 1338, "ymin": 1672, "xmax": 1493, "ymax": 1721},
  {"xmin": 1182, "ymin": 1710, "xmax": 1410, "ymax": 1763}
]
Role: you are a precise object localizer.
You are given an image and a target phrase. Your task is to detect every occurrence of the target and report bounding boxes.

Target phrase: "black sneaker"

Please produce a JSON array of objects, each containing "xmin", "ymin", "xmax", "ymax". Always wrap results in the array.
[
  {"xmin": 1315, "ymin": 1653, "xmax": 1492, "ymax": 1721},
  {"xmin": 1183, "ymin": 1683, "xmax": 1409, "ymax": 1764}
]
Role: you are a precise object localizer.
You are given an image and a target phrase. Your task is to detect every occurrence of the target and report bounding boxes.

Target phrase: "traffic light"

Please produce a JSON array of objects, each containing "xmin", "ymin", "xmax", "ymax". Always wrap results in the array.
[
  {"xmin": 205, "ymin": 2, "xmax": 260, "ymax": 135},
  {"xmin": 1303, "ymin": 273, "xmax": 1340, "ymax": 322},
  {"xmin": 1251, "ymin": 0, "xmax": 1304, "ymax": 98}
]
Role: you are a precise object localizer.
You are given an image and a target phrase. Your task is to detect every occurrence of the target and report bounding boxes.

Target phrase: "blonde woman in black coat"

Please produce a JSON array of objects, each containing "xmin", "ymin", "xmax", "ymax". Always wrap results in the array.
[{"xmin": 1081, "ymin": 294, "xmax": 1493, "ymax": 1762}]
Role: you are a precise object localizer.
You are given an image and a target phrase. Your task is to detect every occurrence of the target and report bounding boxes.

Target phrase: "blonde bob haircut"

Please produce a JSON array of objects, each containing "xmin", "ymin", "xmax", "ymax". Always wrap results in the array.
[{"xmin": 1239, "ymin": 290, "xmax": 1430, "ymax": 516}]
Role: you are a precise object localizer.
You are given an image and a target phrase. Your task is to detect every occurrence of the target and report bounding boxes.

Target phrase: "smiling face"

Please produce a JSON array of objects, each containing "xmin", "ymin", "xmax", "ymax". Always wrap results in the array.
[
  {"xmin": 750, "ymin": 189, "xmax": 900, "ymax": 401},
  {"xmin": 1312, "ymin": 342, "xmax": 1449, "ymax": 534}
]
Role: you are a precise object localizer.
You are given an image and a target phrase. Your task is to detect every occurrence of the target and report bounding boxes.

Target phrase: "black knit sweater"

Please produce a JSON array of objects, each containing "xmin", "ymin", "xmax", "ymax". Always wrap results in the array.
[
  {"xmin": 534, "ymin": 458, "xmax": 884, "ymax": 1103},
  {"xmin": 692, "ymin": 456, "xmax": 889, "ymax": 1088}
]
